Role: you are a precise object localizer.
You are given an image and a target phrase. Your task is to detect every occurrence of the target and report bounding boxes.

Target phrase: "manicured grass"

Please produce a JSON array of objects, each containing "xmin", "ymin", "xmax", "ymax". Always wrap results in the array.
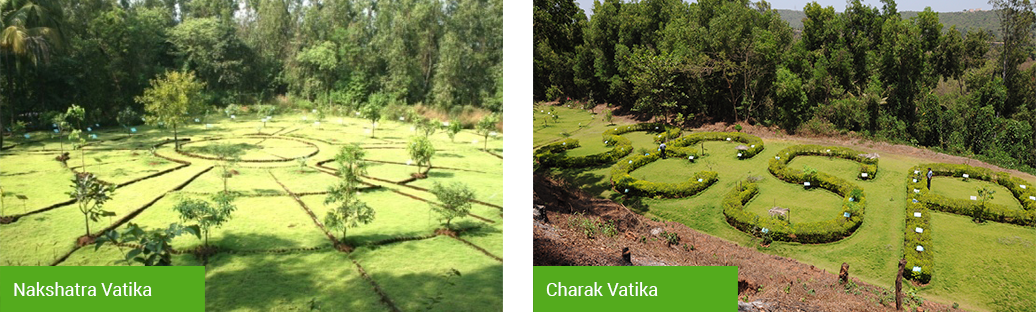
[
  {"xmin": 928, "ymin": 176, "xmax": 1025, "ymax": 210},
  {"xmin": 535, "ymin": 105, "xmax": 1035, "ymax": 312},
  {"xmin": 630, "ymin": 158, "xmax": 710, "ymax": 184},
  {"xmin": 301, "ymin": 189, "xmax": 444, "ymax": 246},
  {"xmin": 923, "ymin": 212, "xmax": 1035, "ymax": 312},
  {"xmin": 743, "ymin": 177, "xmax": 845, "ymax": 224},
  {"xmin": 1, "ymin": 112, "xmax": 502, "ymax": 311},
  {"xmin": 204, "ymin": 251, "xmax": 386, "ymax": 311},
  {"xmin": 351, "ymin": 236, "xmax": 503, "ymax": 312},
  {"xmin": 0, "ymin": 154, "xmax": 76, "ymax": 215}
]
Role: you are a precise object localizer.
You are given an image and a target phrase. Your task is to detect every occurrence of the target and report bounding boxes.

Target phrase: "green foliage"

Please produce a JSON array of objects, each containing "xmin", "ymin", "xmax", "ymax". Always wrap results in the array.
[
  {"xmin": 660, "ymin": 230, "xmax": 680, "ymax": 246},
  {"xmin": 446, "ymin": 120, "xmax": 463, "ymax": 142},
  {"xmin": 173, "ymin": 193, "xmax": 237, "ymax": 247},
  {"xmin": 116, "ymin": 107, "xmax": 142, "ymax": 128},
  {"xmin": 476, "ymin": 113, "xmax": 498, "ymax": 151},
  {"xmin": 210, "ymin": 143, "xmax": 244, "ymax": 193},
  {"xmin": 68, "ymin": 173, "xmax": 116, "ymax": 237},
  {"xmin": 408, "ymin": 136, "xmax": 435, "ymax": 174},
  {"xmin": 137, "ymin": 70, "xmax": 207, "ymax": 150},
  {"xmin": 416, "ymin": 117, "xmax": 438, "ymax": 137},
  {"xmin": 324, "ymin": 144, "xmax": 375, "ymax": 241},
  {"xmin": 603, "ymin": 109, "xmax": 613, "ymax": 124},
  {"xmin": 908, "ymin": 164, "xmax": 1036, "ymax": 227},
  {"xmin": 254, "ymin": 104, "xmax": 277, "ymax": 119},
  {"xmin": 223, "ymin": 104, "xmax": 240, "ymax": 118},
  {"xmin": 94, "ymin": 223, "xmax": 200, "ymax": 266},
  {"xmin": 429, "ymin": 182, "xmax": 475, "ymax": 228},
  {"xmin": 361, "ymin": 93, "xmax": 387, "ymax": 138}
]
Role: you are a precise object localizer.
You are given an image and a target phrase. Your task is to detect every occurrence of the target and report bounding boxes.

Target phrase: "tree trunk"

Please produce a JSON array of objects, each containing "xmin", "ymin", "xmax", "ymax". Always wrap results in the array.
[
  {"xmin": 371, "ymin": 121, "xmax": 375, "ymax": 138},
  {"xmin": 173, "ymin": 123, "xmax": 179, "ymax": 150},
  {"xmin": 84, "ymin": 212, "xmax": 91, "ymax": 237}
]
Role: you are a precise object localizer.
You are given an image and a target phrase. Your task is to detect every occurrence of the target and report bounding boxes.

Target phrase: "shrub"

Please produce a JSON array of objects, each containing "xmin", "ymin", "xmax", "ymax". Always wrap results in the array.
[
  {"xmin": 909, "ymin": 163, "xmax": 1035, "ymax": 227},
  {"xmin": 660, "ymin": 230, "xmax": 680, "ymax": 246}
]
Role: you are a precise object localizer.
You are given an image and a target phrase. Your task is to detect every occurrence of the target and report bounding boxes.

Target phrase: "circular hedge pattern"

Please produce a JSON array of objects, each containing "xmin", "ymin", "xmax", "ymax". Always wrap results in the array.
[
  {"xmin": 609, "ymin": 131, "xmax": 765, "ymax": 198},
  {"xmin": 723, "ymin": 145, "xmax": 878, "ymax": 244}
]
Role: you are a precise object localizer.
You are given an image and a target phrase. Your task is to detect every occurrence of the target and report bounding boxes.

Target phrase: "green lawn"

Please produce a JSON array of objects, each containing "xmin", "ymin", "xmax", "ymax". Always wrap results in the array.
[
  {"xmin": 928, "ymin": 176, "xmax": 1025, "ymax": 210},
  {"xmin": 1, "ymin": 112, "xmax": 502, "ymax": 311},
  {"xmin": 536, "ymin": 105, "xmax": 1035, "ymax": 312},
  {"xmin": 743, "ymin": 177, "xmax": 846, "ymax": 224}
]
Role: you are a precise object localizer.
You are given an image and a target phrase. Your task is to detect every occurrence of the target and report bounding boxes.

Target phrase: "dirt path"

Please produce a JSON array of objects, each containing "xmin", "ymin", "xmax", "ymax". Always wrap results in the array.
[{"xmin": 533, "ymin": 174, "xmax": 958, "ymax": 312}]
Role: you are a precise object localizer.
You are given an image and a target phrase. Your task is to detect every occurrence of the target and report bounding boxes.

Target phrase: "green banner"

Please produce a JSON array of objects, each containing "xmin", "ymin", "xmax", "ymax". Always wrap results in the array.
[
  {"xmin": 0, "ymin": 266, "xmax": 204, "ymax": 311},
  {"xmin": 533, "ymin": 266, "xmax": 737, "ymax": 311}
]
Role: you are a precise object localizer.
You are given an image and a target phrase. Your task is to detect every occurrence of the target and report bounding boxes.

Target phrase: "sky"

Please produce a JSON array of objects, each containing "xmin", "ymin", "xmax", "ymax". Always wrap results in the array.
[{"xmin": 574, "ymin": 0, "xmax": 994, "ymax": 17}]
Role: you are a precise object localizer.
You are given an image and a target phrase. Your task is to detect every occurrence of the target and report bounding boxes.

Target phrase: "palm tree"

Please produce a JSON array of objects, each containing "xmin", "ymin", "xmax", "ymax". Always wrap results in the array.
[{"xmin": 0, "ymin": 0, "xmax": 65, "ymax": 149}]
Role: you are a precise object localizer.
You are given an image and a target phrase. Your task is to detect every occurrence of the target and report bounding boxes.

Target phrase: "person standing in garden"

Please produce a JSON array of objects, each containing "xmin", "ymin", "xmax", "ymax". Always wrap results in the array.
[
  {"xmin": 932, "ymin": 167, "xmax": 940, "ymax": 189},
  {"xmin": 659, "ymin": 142, "xmax": 667, "ymax": 159}
]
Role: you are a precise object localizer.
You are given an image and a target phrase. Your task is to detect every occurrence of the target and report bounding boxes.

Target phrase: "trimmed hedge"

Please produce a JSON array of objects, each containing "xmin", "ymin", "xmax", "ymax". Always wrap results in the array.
[
  {"xmin": 717, "ymin": 145, "xmax": 876, "ymax": 244},
  {"xmin": 721, "ymin": 178, "xmax": 865, "ymax": 244},
  {"xmin": 906, "ymin": 164, "xmax": 1035, "ymax": 227},
  {"xmin": 903, "ymin": 163, "xmax": 1036, "ymax": 284},
  {"xmin": 768, "ymin": 145, "xmax": 879, "ymax": 181},
  {"xmin": 610, "ymin": 151, "xmax": 718, "ymax": 198},
  {"xmin": 667, "ymin": 132, "xmax": 765, "ymax": 159},
  {"xmin": 533, "ymin": 123, "xmax": 682, "ymax": 168}
]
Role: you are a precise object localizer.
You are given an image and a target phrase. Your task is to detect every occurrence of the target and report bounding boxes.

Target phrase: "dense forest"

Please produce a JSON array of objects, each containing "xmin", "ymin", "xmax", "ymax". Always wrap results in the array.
[
  {"xmin": 1, "ymin": 0, "xmax": 502, "ymax": 141},
  {"xmin": 778, "ymin": 9, "xmax": 1003, "ymax": 38},
  {"xmin": 534, "ymin": 0, "xmax": 1036, "ymax": 172}
]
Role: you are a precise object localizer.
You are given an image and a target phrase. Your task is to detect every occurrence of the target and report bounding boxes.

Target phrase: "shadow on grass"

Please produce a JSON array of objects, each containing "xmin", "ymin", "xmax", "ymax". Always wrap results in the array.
[
  {"xmin": 555, "ymin": 166, "xmax": 610, "ymax": 197},
  {"xmin": 427, "ymin": 170, "xmax": 455, "ymax": 178},
  {"xmin": 607, "ymin": 194, "xmax": 650, "ymax": 215},
  {"xmin": 437, "ymin": 152, "xmax": 463, "ymax": 158}
]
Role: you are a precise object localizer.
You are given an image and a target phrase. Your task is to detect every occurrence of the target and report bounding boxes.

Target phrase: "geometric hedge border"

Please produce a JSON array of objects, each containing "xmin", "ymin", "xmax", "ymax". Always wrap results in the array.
[
  {"xmin": 903, "ymin": 163, "xmax": 1036, "ymax": 284},
  {"xmin": 723, "ymin": 145, "xmax": 876, "ymax": 244}
]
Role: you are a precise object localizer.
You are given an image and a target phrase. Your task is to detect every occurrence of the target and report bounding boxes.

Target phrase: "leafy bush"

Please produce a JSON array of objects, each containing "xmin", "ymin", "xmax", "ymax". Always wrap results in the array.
[{"xmin": 660, "ymin": 230, "xmax": 680, "ymax": 246}]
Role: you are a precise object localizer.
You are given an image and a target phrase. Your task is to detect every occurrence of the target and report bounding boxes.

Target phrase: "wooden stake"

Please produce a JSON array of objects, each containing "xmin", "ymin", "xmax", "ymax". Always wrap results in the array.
[{"xmin": 896, "ymin": 259, "xmax": 905, "ymax": 310}]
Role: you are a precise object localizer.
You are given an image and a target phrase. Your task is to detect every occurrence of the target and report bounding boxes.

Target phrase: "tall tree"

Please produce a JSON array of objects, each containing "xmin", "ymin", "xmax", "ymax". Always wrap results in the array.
[
  {"xmin": 137, "ymin": 70, "xmax": 206, "ymax": 150},
  {"xmin": 0, "ymin": 0, "xmax": 66, "ymax": 148},
  {"xmin": 990, "ymin": 0, "xmax": 1035, "ymax": 117}
]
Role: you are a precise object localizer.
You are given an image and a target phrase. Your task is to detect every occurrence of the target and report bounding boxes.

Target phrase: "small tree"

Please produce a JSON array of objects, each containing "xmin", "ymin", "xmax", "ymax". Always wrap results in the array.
[
  {"xmin": 975, "ymin": 187, "xmax": 995, "ymax": 223},
  {"xmin": 116, "ymin": 106, "xmax": 141, "ymax": 130},
  {"xmin": 68, "ymin": 173, "xmax": 116, "ymax": 237},
  {"xmin": 323, "ymin": 144, "xmax": 375, "ymax": 241},
  {"xmin": 173, "ymin": 193, "xmax": 236, "ymax": 248},
  {"xmin": 476, "ymin": 113, "xmax": 498, "ymax": 151},
  {"xmin": 361, "ymin": 93, "xmax": 387, "ymax": 138},
  {"xmin": 416, "ymin": 117, "xmax": 438, "ymax": 137},
  {"xmin": 69, "ymin": 129, "xmax": 87, "ymax": 171},
  {"xmin": 210, "ymin": 143, "xmax": 244, "ymax": 194},
  {"xmin": 603, "ymin": 109, "xmax": 613, "ymax": 124},
  {"xmin": 429, "ymin": 182, "xmax": 475, "ymax": 228},
  {"xmin": 408, "ymin": 136, "xmax": 435, "ymax": 175},
  {"xmin": 137, "ymin": 70, "xmax": 206, "ymax": 150},
  {"xmin": 446, "ymin": 119, "xmax": 462, "ymax": 142},
  {"xmin": 52, "ymin": 113, "xmax": 69, "ymax": 153},
  {"xmin": 65, "ymin": 105, "xmax": 88, "ymax": 170},
  {"xmin": 94, "ymin": 223, "xmax": 200, "ymax": 266}
]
